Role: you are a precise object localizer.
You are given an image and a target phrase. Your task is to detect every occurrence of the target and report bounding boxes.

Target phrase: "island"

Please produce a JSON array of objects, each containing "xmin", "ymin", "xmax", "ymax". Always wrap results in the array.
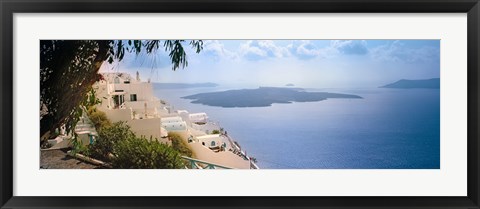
[
  {"xmin": 285, "ymin": 83, "xmax": 295, "ymax": 87},
  {"xmin": 153, "ymin": 82, "xmax": 218, "ymax": 89},
  {"xmin": 380, "ymin": 78, "xmax": 440, "ymax": 89},
  {"xmin": 181, "ymin": 87, "xmax": 362, "ymax": 108}
]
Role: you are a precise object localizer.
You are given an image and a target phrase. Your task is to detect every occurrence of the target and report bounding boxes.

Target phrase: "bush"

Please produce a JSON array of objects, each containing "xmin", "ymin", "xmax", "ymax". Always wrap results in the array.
[
  {"xmin": 211, "ymin": 130, "xmax": 220, "ymax": 134},
  {"xmin": 88, "ymin": 122, "xmax": 186, "ymax": 169},
  {"xmin": 111, "ymin": 136, "xmax": 185, "ymax": 169},
  {"xmin": 169, "ymin": 133, "xmax": 193, "ymax": 157},
  {"xmin": 71, "ymin": 136, "xmax": 91, "ymax": 156},
  {"xmin": 87, "ymin": 106, "xmax": 111, "ymax": 131},
  {"xmin": 88, "ymin": 121, "xmax": 135, "ymax": 161}
]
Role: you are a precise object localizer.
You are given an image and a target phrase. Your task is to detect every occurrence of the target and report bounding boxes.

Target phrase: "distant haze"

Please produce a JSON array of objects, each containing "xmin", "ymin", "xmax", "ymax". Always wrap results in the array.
[
  {"xmin": 381, "ymin": 78, "xmax": 440, "ymax": 89},
  {"xmin": 153, "ymin": 82, "xmax": 218, "ymax": 89},
  {"xmin": 100, "ymin": 40, "xmax": 440, "ymax": 89}
]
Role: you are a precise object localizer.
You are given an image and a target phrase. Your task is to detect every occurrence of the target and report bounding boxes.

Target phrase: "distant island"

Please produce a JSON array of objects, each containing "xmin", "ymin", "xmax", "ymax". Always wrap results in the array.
[
  {"xmin": 182, "ymin": 87, "xmax": 362, "ymax": 108},
  {"xmin": 153, "ymin": 82, "xmax": 218, "ymax": 89},
  {"xmin": 380, "ymin": 78, "xmax": 440, "ymax": 89},
  {"xmin": 285, "ymin": 83, "xmax": 295, "ymax": 87}
]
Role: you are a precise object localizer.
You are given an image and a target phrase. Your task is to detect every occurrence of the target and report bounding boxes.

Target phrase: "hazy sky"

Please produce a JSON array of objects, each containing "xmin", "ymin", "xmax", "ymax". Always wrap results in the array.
[{"xmin": 99, "ymin": 40, "xmax": 440, "ymax": 88}]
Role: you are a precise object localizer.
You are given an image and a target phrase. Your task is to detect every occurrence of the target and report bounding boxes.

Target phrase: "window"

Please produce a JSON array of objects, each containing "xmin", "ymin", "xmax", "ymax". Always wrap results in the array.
[
  {"xmin": 130, "ymin": 94, "xmax": 137, "ymax": 101},
  {"xmin": 114, "ymin": 77, "xmax": 120, "ymax": 84}
]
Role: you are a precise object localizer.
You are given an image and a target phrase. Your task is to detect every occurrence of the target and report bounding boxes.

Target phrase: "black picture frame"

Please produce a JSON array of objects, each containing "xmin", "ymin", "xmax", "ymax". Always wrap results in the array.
[{"xmin": 1, "ymin": 0, "xmax": 479, "ymax": 208}]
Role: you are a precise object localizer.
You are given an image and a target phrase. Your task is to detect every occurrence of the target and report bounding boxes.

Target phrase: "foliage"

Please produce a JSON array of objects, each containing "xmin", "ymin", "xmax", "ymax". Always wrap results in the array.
[
  {"xmin": 82, "ymin": 88, "xmax": 102, "ymax": 108},
  {"xmin": 40, "ymin": 40, "xmax": 203, "ymax": 140},
  {"xmin": 88, "ymin": 122, "xmax": 186, "ymax": 169},
  {"xmin": 70, "ymin": 133, "xmax": 90, "ymax": 157},
  {"xmin": 111, "ymin": 135, "xmax": 185, "ymax": 169},
  {"xmin": 211, "ymin": 130, "xmax": 220, "ymax": 134},
  {"xmin": 169, "ymin": 133, "xmax": 193, "ymax": 157},
  {"xmin": 40, "ymin": 40, "xmax": 109, "ymax": 141},
  {"xmin": 73, "ymin": 142, "xmax": 91, "ymax": 157},
  {"xmin": 86, "ymin": 106, "xmax": 111, "ymax": 131},
  {"xmin": 88, "ymin": 121, "xmax": 135, "ymax": 161}
]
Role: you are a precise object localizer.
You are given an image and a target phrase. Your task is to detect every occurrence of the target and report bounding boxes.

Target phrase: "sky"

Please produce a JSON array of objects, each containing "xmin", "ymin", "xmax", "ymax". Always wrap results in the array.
[{"xmin": 99, "ymin": 40, "xmax": 440, "ymax": 89}]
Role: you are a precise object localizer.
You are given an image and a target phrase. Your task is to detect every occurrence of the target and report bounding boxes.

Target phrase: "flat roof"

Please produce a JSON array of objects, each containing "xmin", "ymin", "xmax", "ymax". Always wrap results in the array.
[{"xmin": 110, "ymin": 91, "xmax": 126, "ymax": 95}]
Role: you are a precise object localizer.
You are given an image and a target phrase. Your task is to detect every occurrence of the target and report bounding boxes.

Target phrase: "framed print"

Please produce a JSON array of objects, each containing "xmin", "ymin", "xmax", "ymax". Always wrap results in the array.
[{"xmin": 1, "ymin": 0, "xmax": 479, "ymax": 208}]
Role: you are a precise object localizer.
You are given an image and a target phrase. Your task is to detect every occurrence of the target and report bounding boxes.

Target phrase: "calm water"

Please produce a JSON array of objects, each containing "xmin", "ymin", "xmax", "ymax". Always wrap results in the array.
[{"xmin": 155, "ymin": 87, "xmax": 440, "ymax": 169}]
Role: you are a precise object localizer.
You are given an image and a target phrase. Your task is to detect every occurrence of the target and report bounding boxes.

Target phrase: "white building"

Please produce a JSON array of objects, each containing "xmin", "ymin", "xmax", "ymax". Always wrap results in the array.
[
  {"xmin": 161, "ymin": 121, "xmax": 187, "ymax": 131},
  {"xmin": 95, "ymin": 73, "xmax": 165, "ymax": 117},
  {"xmin": 93, "ymin": 72, "xmax": 175, "ymax": 140},
  {"xmin": 160, "ymin": 116, "xmax": 183, "ymax": 124},
  {"xmin": 85, "ymin": 72, "xmax": 255, "ymax": 168},
  {"xmin": 189, "ymin": 113, "xmax": 208, "ymax": 124},
  {"xmin": 161, "ymin": 116, "xmax": 187, "ymax": 131},
  {"xmin": 195, "ymin": 134, "xmax": 228, "ymax": 150},
  {"xmin": 176, "ymin": 110, "xmax": 189, "ymax": 114}
]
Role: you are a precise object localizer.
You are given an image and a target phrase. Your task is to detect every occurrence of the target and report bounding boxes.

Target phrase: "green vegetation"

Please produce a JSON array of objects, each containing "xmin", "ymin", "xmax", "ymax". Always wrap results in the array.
[
  {"xmin": 88, "ymin": 122, "xmax": 134, "ymax": 161},
  {"xmin": 70, "ymin": 135, "xmax": 91, "ymax": 156},
  {"xmin": 169, "ymin": 133, "xmax": 193, "ymax": 157},
  {"xmin": 87, "ymin": 122, "xmax": 186, "ymax": 169},
  {"xmin": 211, "ymin": 130, "xmax": 221, "ymax": 134},
  {"xmin": 112, "ymin": 136, "xmax": 184, "ymax": 169},
  {"xmin": 86, "ymin": 106, "xmax": 111, "ymax": 131}
]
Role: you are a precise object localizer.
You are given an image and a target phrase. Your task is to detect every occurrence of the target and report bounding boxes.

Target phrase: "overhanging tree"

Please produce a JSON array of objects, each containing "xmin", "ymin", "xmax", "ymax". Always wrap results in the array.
[{"xmin": 40, "ymin": 40, "xmax": 203, "ymax": 141}]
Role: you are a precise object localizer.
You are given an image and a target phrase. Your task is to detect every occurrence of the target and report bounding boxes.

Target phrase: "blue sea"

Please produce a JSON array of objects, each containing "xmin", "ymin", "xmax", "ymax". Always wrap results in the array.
[{"xmin": 154, "ymin": 86, "xmax": 440, "ymax": 169}]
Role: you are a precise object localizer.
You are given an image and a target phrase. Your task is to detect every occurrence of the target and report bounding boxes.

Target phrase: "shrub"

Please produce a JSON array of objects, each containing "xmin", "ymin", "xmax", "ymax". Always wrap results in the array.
[
  {"xmin": 112, "ymin": 136, "xmax": 185, "ymax": 169},
  {"xmin": 211, "ymin": 130, "xmax": 220, "ymax": 134},
  {"xmin": 88, "ymin": 121, "xmax": 134, "ymax": 161},
  {"xmin": 169, "ymin": 133, "xmax": 193, "ymax": 157},
  {"xmin": 87, "ymin": 106, "xmax": 111, "ymax": 131},
  {"xmin": 70, "ymin": 133, "xmax": 91, "ymax": 156},
  {"xmin": 89, "ymin": 122, "xmax": 186, "ymax": 169}
]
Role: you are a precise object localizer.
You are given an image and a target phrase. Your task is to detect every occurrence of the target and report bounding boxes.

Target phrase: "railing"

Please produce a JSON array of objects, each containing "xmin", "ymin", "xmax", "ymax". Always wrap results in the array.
[
  {"xmin": 181, "ymin": 156, "xmax": 233, "ymax": 169},
  {"xmin": 223, "ymin": 134, "xmax": 240, "ymax": 152},
  {"xmin": 250, "ymin": 160, "xmax": 260, "ymax": 169},
  {"xmin": 222, "ymin": 134, "xmax": 260, "ymax": 169}
]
